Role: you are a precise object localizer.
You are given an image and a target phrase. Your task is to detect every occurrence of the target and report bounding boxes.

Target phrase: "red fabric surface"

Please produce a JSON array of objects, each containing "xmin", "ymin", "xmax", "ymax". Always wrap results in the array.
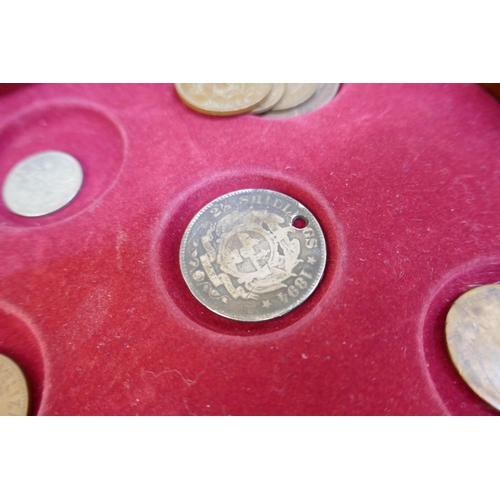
[{"xmin": 0, "ymin": 83, "xmax": 499, "ymax": 415}]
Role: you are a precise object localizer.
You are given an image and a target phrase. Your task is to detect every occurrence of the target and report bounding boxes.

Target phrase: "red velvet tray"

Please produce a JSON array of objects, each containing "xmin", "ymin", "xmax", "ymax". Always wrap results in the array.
[{"xmin": 1, "ymin": 83, "xmax": 499, "ymax": 415}]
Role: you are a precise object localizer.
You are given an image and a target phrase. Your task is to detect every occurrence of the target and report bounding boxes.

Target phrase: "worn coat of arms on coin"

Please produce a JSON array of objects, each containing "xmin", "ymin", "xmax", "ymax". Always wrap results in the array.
[{"xmin": 180, "ymin": 189, "xmax": 327, "ymax": 321}]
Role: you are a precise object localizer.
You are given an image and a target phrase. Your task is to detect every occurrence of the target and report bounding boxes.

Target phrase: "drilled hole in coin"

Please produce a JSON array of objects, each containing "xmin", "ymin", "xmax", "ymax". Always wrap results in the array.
[{"xmin": 292, "ymin": 216, "xmax": 308, "ymax": 229}]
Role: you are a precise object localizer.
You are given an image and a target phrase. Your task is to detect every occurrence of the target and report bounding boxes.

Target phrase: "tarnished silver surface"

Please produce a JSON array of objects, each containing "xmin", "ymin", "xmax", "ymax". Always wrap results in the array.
[
  {"xmin": 263, "ymin": 83, "xmax": 341, "ymax": 119},
  {"xmin": 2, "ymin": 151, "xmax": 83, "ymax": 217},
  {"xmin": 446, "ymin": 284, "xmax": 500, "ymax": 411},
  {"xmin": 0, "ymin": 354, "xmax": 29, "ymax": 416},
  {"xmin": 180, "ymin": 189, "xmax": 327, "ymax": 322}
]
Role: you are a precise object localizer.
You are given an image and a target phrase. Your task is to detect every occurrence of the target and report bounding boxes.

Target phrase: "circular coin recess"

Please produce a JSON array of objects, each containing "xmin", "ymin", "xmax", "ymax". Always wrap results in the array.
[{"xmin": 179, "ymin": 189, "xmax": 327, "ymax": 322}]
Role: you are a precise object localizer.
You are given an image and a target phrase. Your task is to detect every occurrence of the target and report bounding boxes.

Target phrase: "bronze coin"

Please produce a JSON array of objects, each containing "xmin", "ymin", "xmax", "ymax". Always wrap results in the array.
[
  {"xmin": 0, "ymin": 354, "xmax": 29, "ymax": 416},
  {"xmin": 175, "ymin": 83, "xmax": 272, "ymax": 116},
  {"xmin": 446, "ymin": 284, "xmax": 500, "ymax": 411}
]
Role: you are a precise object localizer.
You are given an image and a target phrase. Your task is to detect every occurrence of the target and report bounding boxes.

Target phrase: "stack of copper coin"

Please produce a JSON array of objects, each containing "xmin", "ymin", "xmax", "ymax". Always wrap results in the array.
[{"xmin": 174, "ymin": 83, "xmax": 340, "ymax": 118}]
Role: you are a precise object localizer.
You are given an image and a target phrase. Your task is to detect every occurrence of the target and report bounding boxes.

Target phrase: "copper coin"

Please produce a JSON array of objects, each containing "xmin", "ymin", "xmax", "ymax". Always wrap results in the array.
[
  {"xmin": 446, "ymin": 284, "xmax": 500, "ymax": 411},
  {"xmin": 250, "ymin": 84, "xmax": 286, "ymax": 114},
  {"xmin": 0, "ymin": 354, "xmax": 29, "ymax": 416},
  {"xmin": 180, "ymin": 189, "xmax": 327, "ymax": 322},
  {"xmin": 263, "ymin": 83, "xmax": 340, "ymax": 119},
  {"xmin": 270, "ymin": 83, "xmax": 318, "ymax": 111},
  {"xmin": 175, "ymin": 83, "xmax": 272, "ymax": 116}
]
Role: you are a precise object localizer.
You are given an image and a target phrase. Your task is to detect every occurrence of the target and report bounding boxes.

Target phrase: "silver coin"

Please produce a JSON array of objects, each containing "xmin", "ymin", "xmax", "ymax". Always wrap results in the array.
[
  {"xmin": 2, "ymin": 151, "xmax": 83, "ymax": 217},
  {"xmin": 263, "ymin": 83, "xmax": 341, "ymax": 119},
  {"xmin": 446, "ymin": 284, "xmax": 500, "ymax": 411},
  {"xmin": 180, "ymin": 189, "xmax": 327, "ymax": 322}
]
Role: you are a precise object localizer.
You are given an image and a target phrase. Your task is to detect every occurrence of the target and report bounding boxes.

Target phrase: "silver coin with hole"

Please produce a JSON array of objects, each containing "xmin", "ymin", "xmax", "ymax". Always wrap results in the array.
[
  {"xmin": 2, "ymin": 150, "xmax": 83, "ymax": 217},
  {"xmin": 180, "ymin": 189, "xmax": 327, "ymax": 322}
]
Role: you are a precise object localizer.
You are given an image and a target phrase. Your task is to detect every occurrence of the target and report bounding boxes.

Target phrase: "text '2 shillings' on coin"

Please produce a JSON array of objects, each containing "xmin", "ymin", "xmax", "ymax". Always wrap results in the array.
[
  {"xmin": 0, "ymin": 354, "xmax": 29, "ymax": 416},
  {"xmin": 2, "ymin": 150, "xmax": 84, "ymax": 217},
  {"xmin": 180, "ymin": 189, "xmax": 326, "ymax": 322},
  {"xmin": 446, "ymin": 284, "xmax": 500, "ymax": 411},
  {"xmin": 174, "ymin": 83, "xmax": 272, "ymax": 116}
]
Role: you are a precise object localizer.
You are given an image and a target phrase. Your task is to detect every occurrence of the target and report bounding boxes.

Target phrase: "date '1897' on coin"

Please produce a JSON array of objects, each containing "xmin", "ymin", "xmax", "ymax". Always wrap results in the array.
[{"xmin": 179, "ymin": 189, "xmax": 327, "ymax": 322}]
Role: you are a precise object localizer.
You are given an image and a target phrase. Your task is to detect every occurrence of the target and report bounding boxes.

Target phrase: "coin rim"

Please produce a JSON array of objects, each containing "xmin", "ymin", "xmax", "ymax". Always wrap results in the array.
[
  {"xmin": 250, "ymin": 84, "xmax": 286, "ymax": 115},
  {"xmin": 175, "ymin": 83, "xmax": 273, "ymax": 116},
  {"xmin": 445, "ymin": 283, "xmax": 500, "ymax": 411},
  {"xmin": 271, "ymin": 83, "xmax": 319, "ymax": 112},
  {"xmin": 179, "ymin": 188, "xmax": 327, "ymax": 322},
  {"xmin": 0, "ymin": 353, "xmax": 29, "ymax": 416},
  {"xmin": 263, "ymin": 83, "xmax": 341, "ymax": 119},
  {"xmin": 2, "ymin": 150, "xmax": 84, "ymax": 217}
]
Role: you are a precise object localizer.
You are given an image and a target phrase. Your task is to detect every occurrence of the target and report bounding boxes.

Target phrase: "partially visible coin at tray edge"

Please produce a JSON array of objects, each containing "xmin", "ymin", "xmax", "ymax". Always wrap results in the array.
[
  {"xmin": 251, "ymin": 83, "xmax": 286, "ymax": 114},
  {"xmin": 446, "ymin": 284, "xmax": 500, "ymax": 411},
  {"xmin": 0, "ymin": 354, "xmax": 29, "ymax": 416},
  {"xmin": 271, "ymin": 83, "xmax": 318, "ymax": 111},
  {"xmin": 175, "ymin": 83, "xmax": 272, "ymax": 116},
  {"xmin": 263, "ymin": 83, "xmax": 341, "ymax": 118}
]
